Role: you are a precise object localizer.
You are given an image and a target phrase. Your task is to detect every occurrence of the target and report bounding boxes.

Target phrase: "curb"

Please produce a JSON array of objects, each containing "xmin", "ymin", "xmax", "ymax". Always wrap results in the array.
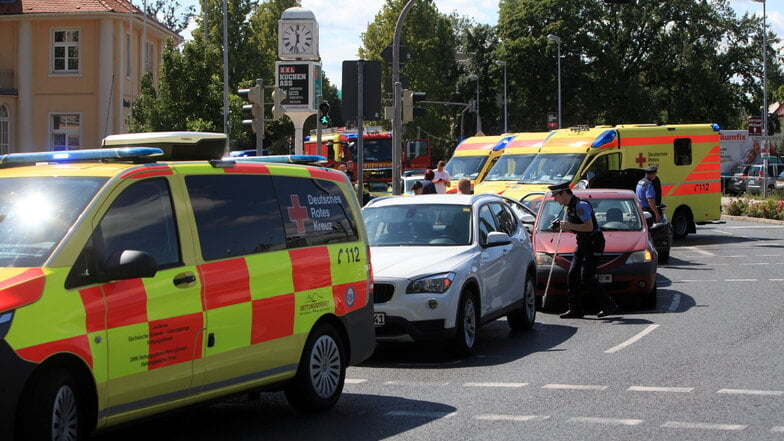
[{"xmin": 720, "ymin": 214, "xmax": 784, "ymax": 225}]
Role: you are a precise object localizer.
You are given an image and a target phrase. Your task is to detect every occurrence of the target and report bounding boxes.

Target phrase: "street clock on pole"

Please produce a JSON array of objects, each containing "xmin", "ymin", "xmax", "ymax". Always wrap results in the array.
[{"xmin": 278, "ymin": 8, "xmax": 319, "ymax": 60}]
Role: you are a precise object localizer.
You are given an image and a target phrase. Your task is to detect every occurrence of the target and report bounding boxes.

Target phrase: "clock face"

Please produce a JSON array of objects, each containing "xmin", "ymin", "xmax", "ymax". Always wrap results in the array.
[{"xmin": 281, "ymin": 24, "xmax": 313, "ymax": 54}]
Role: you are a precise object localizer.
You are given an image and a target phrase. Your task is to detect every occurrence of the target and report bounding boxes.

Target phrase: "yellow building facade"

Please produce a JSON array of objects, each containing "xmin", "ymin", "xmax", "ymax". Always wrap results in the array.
[{"xmin": 0, "ymin": 0, "xmax": 181, "ymax": 153}]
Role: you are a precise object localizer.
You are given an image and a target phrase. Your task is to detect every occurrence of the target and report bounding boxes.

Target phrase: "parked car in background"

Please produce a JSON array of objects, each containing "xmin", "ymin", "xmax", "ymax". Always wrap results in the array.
[
  {"xmin": 728, "ymin": 164, "xmax": 752, "ymax": 195},
  {"xmin": 364, "ymin": 194, "xmax": 538, "ymax": 355},
  {"xmin": 746, "ymin": 163, "xmax": 784, "ymax": 195},
  {"xmin": 776, "ymin": 171, "xmax": 784, "ymax": 191},
  {"xmin": 533, "ymin": 189, "xmax": 658, "ymax": 310}
]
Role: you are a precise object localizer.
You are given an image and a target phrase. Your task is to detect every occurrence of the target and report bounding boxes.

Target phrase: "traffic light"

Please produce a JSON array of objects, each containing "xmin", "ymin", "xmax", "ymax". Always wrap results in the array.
[
  {"xmin": 402, "ymin": 89, "xmax": 427, "ymax": 123},
  {"xmin": 271, "ymin": 87, "xmax": 286, "ymax": 120},
  {"xmin": 319, "ymin": 101, "xmax": 331, "ymax": 126},
  {"xmin": 238, "ymin": 85, "xmax": 262, "ymax": 133}
]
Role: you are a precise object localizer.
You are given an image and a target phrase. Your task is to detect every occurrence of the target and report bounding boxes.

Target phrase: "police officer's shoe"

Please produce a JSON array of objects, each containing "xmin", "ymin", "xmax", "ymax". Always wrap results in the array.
[
  {"xmin": 559, "ymin": 310, "xmax": 584, "ymax": 319},
  {"xmin": 596, "ymin": 305, "xmax": 620, "ymax": 318}
]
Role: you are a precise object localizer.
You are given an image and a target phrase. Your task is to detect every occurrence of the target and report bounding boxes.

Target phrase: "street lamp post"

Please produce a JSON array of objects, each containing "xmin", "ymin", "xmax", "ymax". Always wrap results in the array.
[
  {"xmin": 495, "ymin": 60, "xmax": 508, "ymax": 133},
  {"xmin": 752, "ymin": 0, "xmax": 768, "ymax": 196},
  {"xmin": 547, "ymin": 34, "xmax": 562, "ymax": 129},
  {"xmin": 468, "ymin": 74, "xmax": 482, "ymax": 135}
]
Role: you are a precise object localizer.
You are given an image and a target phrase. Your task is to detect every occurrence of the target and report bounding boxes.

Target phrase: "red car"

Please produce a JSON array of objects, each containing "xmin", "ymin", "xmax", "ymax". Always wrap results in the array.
[{"xmin": 532, "ymin": 189, "xmax": 658, "ymax": 310}]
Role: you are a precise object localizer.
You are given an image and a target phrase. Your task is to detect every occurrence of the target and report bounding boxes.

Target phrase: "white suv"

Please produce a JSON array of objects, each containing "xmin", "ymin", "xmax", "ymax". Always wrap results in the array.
[{"xmin": 363, "ymin": 194, "xmax": 537, "ymax": 355}]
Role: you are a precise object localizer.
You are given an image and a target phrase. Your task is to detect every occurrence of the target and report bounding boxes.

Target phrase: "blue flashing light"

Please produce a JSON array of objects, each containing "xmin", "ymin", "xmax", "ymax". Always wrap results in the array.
[
  {"xmin": 591, "ymin": 130, "xmax": 617, "ymax": 148},
  {"xmin": 0, "ymin": 147, "xmax": 164, "ymax": 165},
  {"xmin": 231, "ymin": 155, "xmax": 327, "ymax": 165},
  {"xmin": 343, "ymin": 133, "xmax": 358, "ymax": 140},
  {"xmin": 493, "ymin": 136, "xmax": 514, "ymax": 151},
  {"xmin": 711, "ymin": 123, "xmax": 721, "ymax": 132}
]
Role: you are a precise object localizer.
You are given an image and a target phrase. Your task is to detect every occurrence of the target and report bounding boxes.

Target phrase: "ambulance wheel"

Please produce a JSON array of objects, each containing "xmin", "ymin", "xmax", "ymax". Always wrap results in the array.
[
  {"xmin": 453, "ymin": 290, "xmax": 479, "ymax": 356},
  {"xmin": 285, "ymin": 322, "xmax": 346, "ymax": 412},
  {"xmin": 508, "ymin": 273, "xmax": 536, "ymax": 330},
  {"xmin": 671, "ymin": 210, "xmax": 690, "ymax": 240},
  {"xmin": 17, "ymin": 368, "xmax": 85, "ymax": 441}
]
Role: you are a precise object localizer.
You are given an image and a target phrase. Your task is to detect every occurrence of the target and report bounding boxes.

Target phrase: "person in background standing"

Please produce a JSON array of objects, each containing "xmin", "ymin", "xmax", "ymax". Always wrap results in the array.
[
  {"xmin": 421, "ymin": 169, "xmax": 438, "ymax": 194},
  {"xmin": 635, "ymin": 165, "xmax": 662, "ymax": 224},
  {"xmin": 345, "ymin": 160, "xmax": 356, "ymax": 183},
  {"xmin": 457, "ymin": 177, "xmax": 472, "ymax": 194},
  {"xmin": 432, "ymin": 160, "xmax": 451, "ymax": 194}
]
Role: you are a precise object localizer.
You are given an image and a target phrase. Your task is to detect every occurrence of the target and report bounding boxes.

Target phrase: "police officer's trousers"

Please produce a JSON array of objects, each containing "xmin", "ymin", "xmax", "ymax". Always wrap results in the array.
[{"xmin": 567, "ymin": 245, "xmax": 616, "ymax": 313}]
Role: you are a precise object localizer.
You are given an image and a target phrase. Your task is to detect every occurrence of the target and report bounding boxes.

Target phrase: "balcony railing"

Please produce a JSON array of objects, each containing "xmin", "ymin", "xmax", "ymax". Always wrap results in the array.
[{"xmin": 0, "ymin": 70, "xmax": 17, "ymax": 95}]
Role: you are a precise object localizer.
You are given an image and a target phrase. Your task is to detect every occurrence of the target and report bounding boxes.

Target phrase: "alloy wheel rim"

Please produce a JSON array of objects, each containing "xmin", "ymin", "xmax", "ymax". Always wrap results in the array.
[
  {"xmin": 52, "ymin": 385, "xmax": 78, "ymax": 441},
  {"xmin": 464, "ymin": 298, "xmax": 476, "ymax": 346},
  {"xmin": 525, "ymin": 279, "xmax": 536, "ymax": 321},
  {"xmin": 309, "ymin": 335, "xmax": 342, "ymax": 399}
]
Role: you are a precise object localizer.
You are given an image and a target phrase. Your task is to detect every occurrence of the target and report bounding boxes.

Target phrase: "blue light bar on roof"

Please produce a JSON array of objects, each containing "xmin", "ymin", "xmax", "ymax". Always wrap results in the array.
[
  {"xmin": 0, "ymin": 147, "xmax": 164, "ymax": 165},
  {"xmin": 711, "ymin": 123, "xmax": 721, "ymax": 132},
  {"xmin": 493, "ymin": 136, "xmax": 514, "ymax": 151},
  {"xmin": 591, "ymin": 130, "xmax": 617, "ymax": 148},
  {"xmin": 231, "ymin": 155, "xmax": 327, "ymax": 164}
]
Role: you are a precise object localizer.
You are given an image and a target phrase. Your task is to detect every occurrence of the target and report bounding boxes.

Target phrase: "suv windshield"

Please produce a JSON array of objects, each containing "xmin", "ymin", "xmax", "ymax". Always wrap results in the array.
[
  {"xmin": 0, "ymin": 176, "xmax": 107, "ymax": 267},
  {"xmin": 364, "ymin": 204, "xmax": 473, "ymax": 246}
]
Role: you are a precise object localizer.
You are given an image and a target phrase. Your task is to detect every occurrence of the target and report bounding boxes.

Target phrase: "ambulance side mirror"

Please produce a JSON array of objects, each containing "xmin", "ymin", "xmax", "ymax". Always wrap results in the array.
[{"xmin": 103, "ymin": 250, "xmax": 158, "ymax": 281}]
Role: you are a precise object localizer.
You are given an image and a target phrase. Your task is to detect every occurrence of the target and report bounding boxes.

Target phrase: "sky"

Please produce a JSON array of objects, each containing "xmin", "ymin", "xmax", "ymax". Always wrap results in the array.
[{"xmin": 184, "ymin": 0, "xmax": 783, "ymax": 90}]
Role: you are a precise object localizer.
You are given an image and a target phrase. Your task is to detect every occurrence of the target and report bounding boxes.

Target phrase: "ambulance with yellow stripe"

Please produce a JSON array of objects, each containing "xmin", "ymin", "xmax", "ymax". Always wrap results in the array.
[
  {"xmin": 473, "ymin": 132, "xmax": 551, "ymax": 195},
  {"xmin": 502, "ymin": 124, "xmax": 722, "ymax": 239},
  {"xmin": 443, "ymin": 134, "xmax": 514, "ymax": 193},
  {"xmin": 0, "ymin": 133, "xmax": 376, "ymax": 440}
]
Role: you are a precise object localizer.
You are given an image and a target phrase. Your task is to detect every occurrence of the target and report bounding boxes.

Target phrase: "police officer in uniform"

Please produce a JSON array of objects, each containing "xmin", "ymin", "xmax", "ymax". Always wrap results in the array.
[
  {"xmin": 548, "ymin": 183, "xmax": 620, "ymax": 319},
  {"xmin": 635, "ymin": 165, "xmax": 662, "ymax": 224}
]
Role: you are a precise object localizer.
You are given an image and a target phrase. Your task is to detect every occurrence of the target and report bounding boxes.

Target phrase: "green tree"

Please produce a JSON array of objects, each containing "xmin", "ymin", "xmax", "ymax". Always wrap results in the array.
[{"xmin": 359, "ymin": 0, "xmax": 459, "ymax": 163}]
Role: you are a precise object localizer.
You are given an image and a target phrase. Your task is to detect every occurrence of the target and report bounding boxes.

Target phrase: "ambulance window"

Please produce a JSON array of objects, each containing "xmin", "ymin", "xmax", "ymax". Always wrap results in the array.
[
  {"xmin": 674, "ymin": 138, "xmax": 692, "ymax": 165},
  {"xmin": 185, "ymin": 175, "xmax": 286, "ymax": 261},
  {"xmin": 66, "ymin": 178, "xmax": 180, "ymax": 288},
  {"xmin": 273, "ymin": 176, "xmax": 359, "ymax": 248}
]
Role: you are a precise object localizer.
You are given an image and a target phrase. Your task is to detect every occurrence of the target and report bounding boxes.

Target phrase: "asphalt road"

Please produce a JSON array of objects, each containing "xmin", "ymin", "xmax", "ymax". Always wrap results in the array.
[{"xmin": 95, "ymin": 219, "xmax": 784, "ymax": 441}]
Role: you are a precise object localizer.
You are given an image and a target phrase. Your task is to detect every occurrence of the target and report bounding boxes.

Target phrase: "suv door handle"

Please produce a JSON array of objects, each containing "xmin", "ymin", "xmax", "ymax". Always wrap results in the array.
[{"xmin": 173, "ymin": 272, "xmax": 197, "ymax": 288}]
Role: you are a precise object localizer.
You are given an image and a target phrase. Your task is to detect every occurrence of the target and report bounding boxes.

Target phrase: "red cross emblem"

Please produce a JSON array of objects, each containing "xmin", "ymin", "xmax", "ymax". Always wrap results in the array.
[
  {"xmin": 635, "ymin": 152, "xmax": 646, "ymax": 167},
  {"xmin": 286, "ymin": 195, "xmax": 309, "ymax": 233}
]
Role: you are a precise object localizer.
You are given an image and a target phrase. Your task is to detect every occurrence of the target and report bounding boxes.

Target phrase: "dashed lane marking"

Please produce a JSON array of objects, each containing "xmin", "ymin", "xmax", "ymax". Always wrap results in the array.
[
  {"xmin": 662, "ymin": 421, "xmax": 747, "ymax": 431},
  {"xmin": 668, "ymin": 293, "xmax": 681, "ymax": 312},
  {"xmin": 771, "ymin": 426, "xmax": 784, "ymax": 433},
  {"xmin": 717, "ymin": 388, "xmax": 784, "ymax": 397},
  {"xmin": 463, "ymin": 382, "xmax": 528, "ymax": 388},
  {"xmin": 604, "ymin": 324, "xmax": 660, "ymax": 353},
  {"xmin": 725, "ymin": 278, "xmax": 758, "ymax": 282},
  {"xmin": 542, "ymin": 384, "xmax": 608, "ymax": 391},
  {"xmin": 678, "ymin": 279, "xmax": 718, "ymax": 282},
  {"xmin": 475, "ymin": 414, "xmax": 549, "ymax": 422},
  {"xmin": 739, "ymin": 262, "xmax": 770, "ymax": 266},
  {"xmin": 384, "ymin": 381, "xmax": 450, "ymax": 386},
  {"xmin": 569, "ymin": 416, "xmax": 643, "ymax": 426},
  {"xmin": 386, "ymin": 410, "xmax": 457, "ymax": 418},
  {"xmin": 345, "ymin": 379, "xmax": 367, "ymax": 384},
  {"xmin": 628, "ymin": 386, "xmax": 694, "ymax": 393},
  {"xmin": 682, "ymin": 246, "xmax": 715, "ymax": 256}
]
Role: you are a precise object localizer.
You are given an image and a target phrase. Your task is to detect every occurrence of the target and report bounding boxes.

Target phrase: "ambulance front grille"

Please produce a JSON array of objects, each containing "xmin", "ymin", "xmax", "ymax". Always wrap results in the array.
[{"xmin": 373, "ymin": 283, "xmax": 395, "ymax": 303}]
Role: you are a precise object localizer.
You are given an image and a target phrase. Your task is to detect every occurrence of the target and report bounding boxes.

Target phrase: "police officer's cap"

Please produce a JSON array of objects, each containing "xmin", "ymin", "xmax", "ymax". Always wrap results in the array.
[
  {"xmin": 548, "ymin": 182, "xmax": 570, "ymax": 195},
  {"xmin": 645, "ymin": 164, "xmax": 659, "ymax": 173}
]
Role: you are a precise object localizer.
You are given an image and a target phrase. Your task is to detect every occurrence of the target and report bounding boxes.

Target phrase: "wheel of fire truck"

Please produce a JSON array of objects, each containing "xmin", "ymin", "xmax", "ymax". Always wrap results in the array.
[{"xmin": 671, "ymin": 207, "xmax": 693, "ymax": 240}]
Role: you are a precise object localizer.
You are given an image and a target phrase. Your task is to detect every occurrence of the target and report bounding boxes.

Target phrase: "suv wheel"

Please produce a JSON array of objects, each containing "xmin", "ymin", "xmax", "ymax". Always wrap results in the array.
[
  {"xmin": 508, "ymin": 273, "xmax": 536, "ymax": 330},
  {"xmin": 453, "ymin": 292, "xmax": 478, "ymax": 355}
]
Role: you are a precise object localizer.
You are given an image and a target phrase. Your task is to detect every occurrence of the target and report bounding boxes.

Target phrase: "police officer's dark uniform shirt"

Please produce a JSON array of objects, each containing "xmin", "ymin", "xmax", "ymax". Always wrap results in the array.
[{"xmin": 566, "ymin": 195, "xmax": 604, "ymax": 251}]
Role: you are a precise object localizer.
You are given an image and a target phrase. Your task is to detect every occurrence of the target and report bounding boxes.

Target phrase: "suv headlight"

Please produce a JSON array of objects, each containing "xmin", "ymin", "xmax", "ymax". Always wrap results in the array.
[
  {"xmin": 626, "ymin": 250, "xmax": 653, "ymax": 264},
  {"xmin": 535, "ymin": 252, "xmax": 553, "ymax": 265},
  {"xmin": 407, "ymin": 273, "xmax": 455, "ymax": 294}
]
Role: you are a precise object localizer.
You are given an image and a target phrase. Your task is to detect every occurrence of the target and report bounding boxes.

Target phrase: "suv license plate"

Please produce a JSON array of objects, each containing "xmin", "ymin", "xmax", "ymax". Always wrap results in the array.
[
  {"xmin": 374, "ymin": 313, "xmax": 386, "ymax": 327},
  {"xmin": 598, "ymin": 274, "xmax": 612, "ymax": 284}
]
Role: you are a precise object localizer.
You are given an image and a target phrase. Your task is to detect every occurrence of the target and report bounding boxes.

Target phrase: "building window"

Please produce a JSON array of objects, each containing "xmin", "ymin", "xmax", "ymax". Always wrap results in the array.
[
  {"xmin": 144, "ymin": 41, "xmax": 154, "ymax": 73},
  {"xmin": 52, "ymin": 29, "xmax": 80, "ymax": 73},
  {"xmin": 0, "ymin": 105, "xmax": 8, "ymax": 154},
  {"xmin": 50, "ymin": 114, "xmax": 81, "ymax": 150}
]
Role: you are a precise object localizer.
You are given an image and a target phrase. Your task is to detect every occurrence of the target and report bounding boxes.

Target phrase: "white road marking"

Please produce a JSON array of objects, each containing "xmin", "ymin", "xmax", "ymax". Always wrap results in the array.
[
  {"xmin": 740, "ymin": 262, "xmax": 769, "ymax": 266},
  {"xmin": 662, "ymin": 421, "xmax": 747, "ymax": 431},
  {"xmin": 628, "ymin": 385, "xmax": 694, "ymax": 393},
  {"xmin": 724, "ymin": 278, "xmax": 758, "ymax": 282},
  {"xmin": 345, "ymin": 378, "xmax": 367, "ymax": 384},
  {"xmin": 569, "ymin": 416, "xmax": 643, "ymax": 426},
  {"xmin": 678, "ymin": 279, "xmax": 718, "ymax": 283},
  {"xmin": 604, "ymin": 324, "xmax": 660, "ymax": 353},
  {"xmin": 475, "ymin": 414, "xmax": 549, "ymax": 422},
  {"xmin": 723, "ymin": 255, "xmax": 747, "ymax": 258},
  {"xmin": 669, "ymin": 293, "xmax": 681, "ymax": 312},
  {"xmin": 384, "ymin": 381, "xmax": 449, "ymax": 386},
  {"xmin": 463, "ymin": 382, "xmax": 528, "ymax": 388},
  {"xmin": 715, "ymin": 229, "xmax": 734, "ymax": 235},
  {"xmin": 771, "ymin": 426, "xmax": 784, "ymax": 433},
  {"xmin": 769, "ymin": 279, "xmax": 784, "ymax": 282},
  {"xmin": 756, "ymin": 254, "xmax": 781, "ymax": 257},
  {"xmin": 682, "ymin": 246, "xmax": 715, "ymax": 256},
  {"xmin": 542, "ymin": 384, "xmax": 608, "ymax": 391},
  {"xmin": 722, "ymin": 225, "xmax": 784, "ymax": 229},
  {"xmin": 386, "ymin": 410, "xmax": 457, "ymax": 418},
  {"xmin": 717, "ymin": 388, "xmax": 784, "ymax": 397}
]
